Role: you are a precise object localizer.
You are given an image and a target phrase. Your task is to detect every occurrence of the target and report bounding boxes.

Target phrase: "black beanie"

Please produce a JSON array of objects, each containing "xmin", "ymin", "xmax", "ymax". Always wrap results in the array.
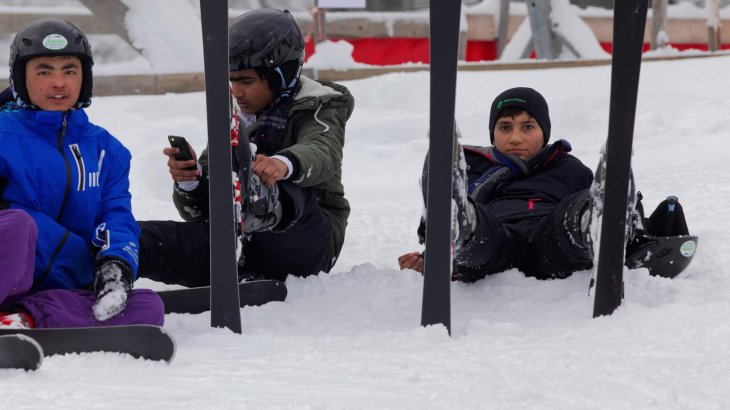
[{"xmin": 489, "ymin": 87, "xmax": 551, "ymax": 146}]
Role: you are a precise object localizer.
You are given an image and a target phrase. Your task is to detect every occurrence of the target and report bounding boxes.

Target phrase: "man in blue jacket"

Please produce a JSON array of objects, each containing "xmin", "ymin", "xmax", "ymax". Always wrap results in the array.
[{"xmin": 0, "ymin": 18, "xmax": 163, "ymax": 328}]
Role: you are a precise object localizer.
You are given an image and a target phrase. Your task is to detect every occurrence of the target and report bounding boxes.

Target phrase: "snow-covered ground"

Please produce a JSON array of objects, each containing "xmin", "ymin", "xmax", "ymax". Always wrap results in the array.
[{"xmin": 1, "ymin": 52, "xmax": 729, "ymax": 409}]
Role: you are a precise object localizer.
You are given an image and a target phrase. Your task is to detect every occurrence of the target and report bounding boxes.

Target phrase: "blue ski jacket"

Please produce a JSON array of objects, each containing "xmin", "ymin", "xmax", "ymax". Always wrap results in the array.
[{"xmin": 0, "ymin": 107, "xmax": 139, "ymax": 290}]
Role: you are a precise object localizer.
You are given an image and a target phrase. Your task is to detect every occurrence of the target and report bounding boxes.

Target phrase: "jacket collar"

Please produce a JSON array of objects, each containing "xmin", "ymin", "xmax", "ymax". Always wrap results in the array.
[{"xmin": 20, "ymin": 108, "xmax": 88, "ymax": 131}]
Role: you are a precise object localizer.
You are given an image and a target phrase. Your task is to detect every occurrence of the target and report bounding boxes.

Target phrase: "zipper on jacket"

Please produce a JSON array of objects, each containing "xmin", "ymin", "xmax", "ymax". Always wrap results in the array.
[
  {"xmin": 32, "ymin": 230, "xmax": 70, "ymax": 290},
  {"xmin": 70, "ymin": 143, "xmax": 86, "ymax": 191},
  {"xmin": 56, "ymin": 113, "xmax": 72, "ymax": 221}
]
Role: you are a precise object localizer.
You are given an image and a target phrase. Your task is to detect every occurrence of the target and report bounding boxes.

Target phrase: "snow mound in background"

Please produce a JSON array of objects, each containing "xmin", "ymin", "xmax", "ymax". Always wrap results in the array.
[
  {"xmin": 123, "ymin": 0, "xmax": 204, "ymax": 73},
  {"xmin": 307, "ymin": 40, "xmax": 369, "ymax": 70}
]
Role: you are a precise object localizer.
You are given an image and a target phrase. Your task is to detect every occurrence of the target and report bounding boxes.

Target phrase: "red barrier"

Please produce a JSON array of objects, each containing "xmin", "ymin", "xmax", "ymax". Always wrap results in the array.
[{"xmin": 305, "ymin": 38, "xmax": 730, "ymax": 66}]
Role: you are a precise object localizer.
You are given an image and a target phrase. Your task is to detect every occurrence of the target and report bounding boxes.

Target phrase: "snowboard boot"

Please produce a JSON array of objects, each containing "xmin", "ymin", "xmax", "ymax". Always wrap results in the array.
[
  {"xmin": 581, "ymin": 143, "xmax": 638, "ymax": 259},
  {"xmin": 0, "ymin": 311, "xmax": 34, "ymax": 329},
  {"xmin": 417, "ymin": 143, "xmax": 477, "ymax": 254},
  {"xmin": 241, "ymin": 173, "xmax": 283, "ymax": 234},
  {"xmin": 452, "ymin": 143, "xmax": 477, "ymax": 254},
  {"xmin": 237, "ymin": 140, "xmax": 283, "ymax": 234}
]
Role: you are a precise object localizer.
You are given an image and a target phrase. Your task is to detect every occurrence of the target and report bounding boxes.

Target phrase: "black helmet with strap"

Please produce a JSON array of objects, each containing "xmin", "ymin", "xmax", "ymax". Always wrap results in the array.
[
  {"xmin": 229, "ymin": 9, "xmax": 305, "ymax": 99},
  {"xmin": 9, "ymin": 17, "xmax": 94, "ymax": 108}
]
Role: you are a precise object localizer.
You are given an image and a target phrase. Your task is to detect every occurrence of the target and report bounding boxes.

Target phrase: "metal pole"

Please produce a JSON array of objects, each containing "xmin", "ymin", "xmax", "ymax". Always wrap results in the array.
[{"xmin": 496, "ymin": 0, "xmax": 510, "ymax": 58}]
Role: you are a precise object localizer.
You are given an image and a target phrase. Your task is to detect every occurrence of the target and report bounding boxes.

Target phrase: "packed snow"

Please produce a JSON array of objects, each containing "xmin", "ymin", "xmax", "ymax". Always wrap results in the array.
[
  {"xmin": 3, "ymin": 1, "xmax": 730, "ymax": 408},
  {"xmin": 1, "ymin": 50, "xmax": 729, "ymax": 409}
]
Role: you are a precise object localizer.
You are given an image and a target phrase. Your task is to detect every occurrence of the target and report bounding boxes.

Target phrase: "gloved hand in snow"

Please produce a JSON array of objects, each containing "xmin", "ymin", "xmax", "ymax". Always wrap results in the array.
[{"xmin": 92, "ymin": 257, "xmax": 133, "ymax": 321}]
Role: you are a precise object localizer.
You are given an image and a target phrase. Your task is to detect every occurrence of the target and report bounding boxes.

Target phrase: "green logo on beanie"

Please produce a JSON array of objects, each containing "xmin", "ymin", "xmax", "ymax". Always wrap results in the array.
[
  {"xmin": 497, "ymin": 97, "xmax": 527, "ymax": 110},
  {"xmin": 42, "ymin": 34, "xmax": 68, "ymax": 50}
]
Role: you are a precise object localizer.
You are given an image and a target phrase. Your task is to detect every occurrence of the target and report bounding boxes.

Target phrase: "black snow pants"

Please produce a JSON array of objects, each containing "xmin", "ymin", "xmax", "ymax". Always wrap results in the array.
[
  {"xmin": 137, "ymin": 183, "xmax": 333, "ymax": 286},
  {"xmin": 455, "ymin": 190, "xmax": 593, "ymax": 282}
]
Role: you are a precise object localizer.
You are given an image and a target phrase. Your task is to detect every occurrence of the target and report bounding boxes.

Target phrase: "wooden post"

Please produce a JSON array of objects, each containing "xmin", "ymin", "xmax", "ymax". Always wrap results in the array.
[
  {"xmin": 313, "ymin": 1, "xmax": 328, "ymax": 44},
  {"xmin": 496, "ymin": 0, "xmax": 510, "ymax": 58},
  {"xmin": 707, "ymin": 0, "xmax": 722, "ymax": 52},
  {"xmin": 650, "ymin": 0, "xmax": 668, "ymax": 50},
  {"xmin": 526, "ymin": 0, "xmax": 560, "ymax": 59}
]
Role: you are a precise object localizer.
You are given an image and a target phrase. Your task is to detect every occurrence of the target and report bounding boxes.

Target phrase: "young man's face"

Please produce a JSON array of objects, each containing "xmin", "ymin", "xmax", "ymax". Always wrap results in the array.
[
  {"xmin": 24, "ymin": 55, "xmax": 82, "ymax": 112},
  {"xmin": 229, "ymin": 68, "xmax": 274, "ymax": 115},
  {"xmin": 492, "ymin": 111, "xmax": 544, "ymax": 160}
]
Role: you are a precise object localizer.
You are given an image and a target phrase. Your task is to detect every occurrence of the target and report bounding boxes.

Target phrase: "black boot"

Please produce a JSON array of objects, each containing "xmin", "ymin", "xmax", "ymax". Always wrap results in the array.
[
  {"xmin": 417, "ymin": 144, "xmax": 476, "ymax": 254},
  {"xmin": 582, "ymin": 143, "xmax": 638, "ymax": 259}
]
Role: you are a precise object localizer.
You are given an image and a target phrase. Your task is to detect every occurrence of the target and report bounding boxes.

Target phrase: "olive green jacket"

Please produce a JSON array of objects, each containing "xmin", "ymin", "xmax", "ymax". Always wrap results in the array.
[{"xmin": 173, "ymin": 76, "xmax": 354, "ymax": 258}]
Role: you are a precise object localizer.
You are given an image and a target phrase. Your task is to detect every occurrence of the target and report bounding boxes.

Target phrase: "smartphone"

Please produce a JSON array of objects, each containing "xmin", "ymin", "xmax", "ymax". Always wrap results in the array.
[{"xmin": 168, "ymin": 135, "xmax": 197, "ymax": 171}]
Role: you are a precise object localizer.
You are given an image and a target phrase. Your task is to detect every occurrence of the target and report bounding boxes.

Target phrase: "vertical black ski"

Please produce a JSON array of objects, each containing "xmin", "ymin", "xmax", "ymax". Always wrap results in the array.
[
  {"xmin": 0, "ymin": 334, "xmax": 43, "ymax": 371},
  {"xmin": 421, "ymin": 0, "xmax": 462, "ymax": 334},
  {"xmin": 593, "ymin": 0, "xmax": 649, "ymax": 317},
  {"xmin": 199, "ymin": 0, "xmax": 241, "ymax": 332}
]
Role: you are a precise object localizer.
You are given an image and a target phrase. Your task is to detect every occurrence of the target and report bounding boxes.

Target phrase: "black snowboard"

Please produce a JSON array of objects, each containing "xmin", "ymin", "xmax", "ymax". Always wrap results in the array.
[
  {"xmin": 420, "ymin": 0, "xmax": 462, "ymax": 335},
  {"xmin": 158, "ymin": 279, "xmax": 287, "ymax": 314},
  {"xmin": 0, "ymin": 334, "xmax": 43, "ymax": 371},
  {"xmin": 199, "ymin": 0, "xmax": 242, "ymax": 333},
  {"xmin": 592, "ymin": 0, "xmax": 649, "ymax": 317},
  {"xmin": 0, "ymin": 325, "xmax": 175, "ymax": 362}
]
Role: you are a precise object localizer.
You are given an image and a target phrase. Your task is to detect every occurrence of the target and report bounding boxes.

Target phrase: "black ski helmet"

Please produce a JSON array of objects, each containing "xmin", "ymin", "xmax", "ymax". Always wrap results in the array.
[
  {"xmin": 9, "ymin": 18, "xmax": 94, "ymax": 108},
  {"xmin": 229, "ymin": 9, "xmax": 305, "ymax": 98}
]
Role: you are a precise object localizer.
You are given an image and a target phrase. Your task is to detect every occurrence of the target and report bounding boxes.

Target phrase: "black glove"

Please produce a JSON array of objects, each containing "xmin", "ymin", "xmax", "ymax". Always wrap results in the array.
[{"xmin": 92, "ymin": 257, "xmax": 133, "ymax": 321}]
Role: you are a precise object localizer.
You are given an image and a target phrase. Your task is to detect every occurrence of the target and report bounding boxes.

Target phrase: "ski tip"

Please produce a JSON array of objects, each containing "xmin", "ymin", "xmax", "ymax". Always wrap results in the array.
[
  {"xmin": 274, "ymin": 280, "xmax": 288, "ymax": 300},
  {"xmin": 160, "ymin": 327, "xmax": 177, "ymax": 363},
  {"xmin": 137, "ymin": 325, "xmax": 176, "ymax": 363},
  {"xmin": 17, "ymin": 334, "xmax": 44, "ymax": 371},
  {"xmin": 2, "ymin": 334, "xmax": 43, "ymax": 371}
]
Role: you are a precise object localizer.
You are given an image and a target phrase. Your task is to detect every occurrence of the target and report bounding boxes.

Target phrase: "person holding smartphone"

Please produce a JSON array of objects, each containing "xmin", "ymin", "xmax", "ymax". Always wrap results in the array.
[
  {"xmin": 137, "ymin": 9, "xmax": 354, "ymax": 285},
  {"xmin": 0, "ymin": 18, "xmax": 164, "ymax": 328}
]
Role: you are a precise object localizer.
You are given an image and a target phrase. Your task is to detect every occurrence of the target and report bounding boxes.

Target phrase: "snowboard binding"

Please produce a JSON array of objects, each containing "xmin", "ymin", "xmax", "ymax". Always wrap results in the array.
[{"xmin": 625, "ymin": 193, "xmax": 698, "ymax": 279}]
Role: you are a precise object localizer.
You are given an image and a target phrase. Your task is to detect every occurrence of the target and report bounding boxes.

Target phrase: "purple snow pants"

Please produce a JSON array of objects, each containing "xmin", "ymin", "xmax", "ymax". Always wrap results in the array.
[{"xmin": 0, "ymin": 209, "xmax": 164, "ymax": 328}]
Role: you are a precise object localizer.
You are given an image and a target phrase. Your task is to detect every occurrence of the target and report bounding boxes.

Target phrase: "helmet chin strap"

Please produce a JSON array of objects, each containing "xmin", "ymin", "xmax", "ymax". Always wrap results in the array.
[{"xmin": 274, "ymin": 65, "xmax": 300, "ymax": 99}]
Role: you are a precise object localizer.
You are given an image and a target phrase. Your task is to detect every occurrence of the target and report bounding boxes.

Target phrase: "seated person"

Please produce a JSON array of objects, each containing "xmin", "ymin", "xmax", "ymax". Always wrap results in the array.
[
  {"xmin": 399, "ymin": 87, "xmax": 695, "ymax": 282},
  {"xmin": 0, "ymin": 18, "xmax": 163, "ymax": 328}
]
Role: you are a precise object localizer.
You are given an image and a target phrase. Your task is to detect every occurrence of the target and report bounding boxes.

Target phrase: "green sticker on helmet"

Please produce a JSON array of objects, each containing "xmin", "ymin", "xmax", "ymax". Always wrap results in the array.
[
  {"xmin": 680, "ymin": 240, "xmax": 696, "ymax": 258},
  {"xmin": 42, "ymin": 34, "xmax": 68, "ymax": 50}
]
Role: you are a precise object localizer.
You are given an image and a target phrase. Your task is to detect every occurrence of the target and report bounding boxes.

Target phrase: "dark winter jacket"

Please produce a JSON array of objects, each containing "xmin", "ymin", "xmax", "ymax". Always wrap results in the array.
[
  {"xmin": 464, "ymin": 140, "xmax": 593, "ymax": 224},
  {"xmin": 450, "ymin": 140, "xmax": 594, "ymax": 279},
  {"xmin": 173, "ymin": 76, "xmax": 354, "ymax": 258},
  {"xmin": 0, "ymin": 106, "xmax": 140, "ymax": 290}
]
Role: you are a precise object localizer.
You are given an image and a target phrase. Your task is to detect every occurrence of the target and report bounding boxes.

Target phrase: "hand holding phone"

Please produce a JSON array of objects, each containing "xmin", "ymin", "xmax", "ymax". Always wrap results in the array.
[{"xmin": 168, "ymin": 135, "xmax": 197, "ymax": 171}]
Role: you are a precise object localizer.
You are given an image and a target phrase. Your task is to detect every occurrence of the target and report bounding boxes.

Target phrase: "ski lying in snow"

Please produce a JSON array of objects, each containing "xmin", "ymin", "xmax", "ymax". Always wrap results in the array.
[
  {"xmin": 0, "ymin": 325, "xmax": 175, "ymax": 363},
  {"xmin": 158, "ymin": 279, "xmax": 287, "ymax": 314},
  {"xmin": 0, "ymin": 334, "xmax": 43, "ymax": 371},
  {"xmin": 592, "ymin": 0, "xmax": 649, "ymax": 317}
]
